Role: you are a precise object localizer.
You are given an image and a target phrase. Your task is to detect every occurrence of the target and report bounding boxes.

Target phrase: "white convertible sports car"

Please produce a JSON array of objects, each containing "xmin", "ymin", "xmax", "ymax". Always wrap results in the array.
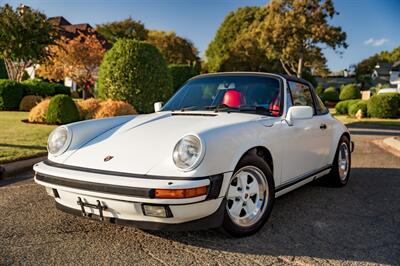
[{"xmin": 34, "ymin": 72, "xmax": 353, "ymax": 237}]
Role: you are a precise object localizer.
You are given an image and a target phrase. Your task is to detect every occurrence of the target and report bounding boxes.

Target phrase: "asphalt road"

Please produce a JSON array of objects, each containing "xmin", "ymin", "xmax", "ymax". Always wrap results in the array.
[{"xmin": 1, "ymin": 131, "xmax": 399, "ymax": 265}]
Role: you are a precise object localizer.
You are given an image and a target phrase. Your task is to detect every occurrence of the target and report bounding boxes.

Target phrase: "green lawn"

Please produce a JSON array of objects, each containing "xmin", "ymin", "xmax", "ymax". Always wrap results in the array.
[
  {"xmin": 0, "ymin": 111, "xmax": 56, "ymax": 164},
  {"xmin": 329, "ymin": 109, "xmax": 400, "ymax": 128}
]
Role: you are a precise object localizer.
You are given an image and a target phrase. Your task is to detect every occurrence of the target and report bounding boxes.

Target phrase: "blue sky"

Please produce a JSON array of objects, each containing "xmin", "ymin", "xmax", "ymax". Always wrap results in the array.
[{"xmin": 4, "ymin": 0, "xmax": 400, "ymax": 71}]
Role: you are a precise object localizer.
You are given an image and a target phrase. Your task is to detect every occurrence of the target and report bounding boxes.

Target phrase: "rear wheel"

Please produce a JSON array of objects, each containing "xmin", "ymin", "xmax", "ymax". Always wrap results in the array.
[
  {"xmin": 329, "ymin": 135, "xmax": 351, "ymax": 187},
  {"xmin": 222, "ymin": 153, "xmax": 274, "ymax": 237}
]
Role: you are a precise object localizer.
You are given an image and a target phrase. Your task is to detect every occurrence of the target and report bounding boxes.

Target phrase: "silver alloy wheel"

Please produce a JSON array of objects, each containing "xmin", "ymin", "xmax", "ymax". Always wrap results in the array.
[
  {"xmin": 338, "ymin": 143, "xmax": 350, "ymax": 181},
  {"xmin": 226, "ymin": 166, "xmax": 268, "ymax": 227}
]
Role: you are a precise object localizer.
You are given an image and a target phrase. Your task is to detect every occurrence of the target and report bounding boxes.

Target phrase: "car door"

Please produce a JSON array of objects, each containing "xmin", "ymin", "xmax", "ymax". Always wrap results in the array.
[{"xmin": 279, "ymin": 81, "xmax": 330, "ymax": 184}]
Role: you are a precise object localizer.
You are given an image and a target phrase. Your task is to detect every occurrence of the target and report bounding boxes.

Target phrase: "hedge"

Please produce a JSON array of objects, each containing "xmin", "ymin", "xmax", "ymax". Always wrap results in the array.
[
  {"xmin": 348, "ymin": 100, "xmax": 368, "ymax": 117},
  {"xmin": 0, "ymin": 79, "xmax": 24, "ymax": 110},
  {"xmin": 168, "ymin": 64, "xmax": 199, "ymax": 92},
  {"xmin": 335, "ymin": 99, "xmax": 360, "ymax": 115},
  {"xmin": 367, "ymin": 93, "xmax": 399, "ymax": 118},
  {"xmin": 320, "ymin": 87, "xmax": 339, "ymax": 102},
  {"xmin": 339, "ymin": 84, "xmax": 361, "ymax": 101},
  {"xmin": 97, "ymin": 40, "xmax": 172, "ymax": 113},
  {"xmin": 46, "ymin": 94, "xmax": 80, "ymax": 124},
  {"xmin": 22, "ymin": 79, "xmax": 70, "ymax": 97}
]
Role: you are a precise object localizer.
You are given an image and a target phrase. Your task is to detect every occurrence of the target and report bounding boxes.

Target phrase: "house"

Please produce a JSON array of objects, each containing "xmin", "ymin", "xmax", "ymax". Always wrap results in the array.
[
  {"xmin": 27, "ymin": 16, "xmax": 109, "ymax": 92},
  {"xmin": 390, "ymin": 61, "xmax": 400, "ymax": 89}
]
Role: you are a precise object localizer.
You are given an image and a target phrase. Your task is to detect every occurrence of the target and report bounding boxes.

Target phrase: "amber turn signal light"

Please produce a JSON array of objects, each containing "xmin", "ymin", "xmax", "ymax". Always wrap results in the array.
[{"xmin": 155, "ymin": 186, "xmax": 208, "ymax": 199}]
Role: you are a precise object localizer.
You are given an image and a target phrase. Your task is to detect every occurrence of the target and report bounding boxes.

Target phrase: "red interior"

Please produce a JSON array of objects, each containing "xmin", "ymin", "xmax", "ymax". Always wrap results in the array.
[{"xmin": 222, "ymin": 90, "xmax": 241, "ymax": 108}]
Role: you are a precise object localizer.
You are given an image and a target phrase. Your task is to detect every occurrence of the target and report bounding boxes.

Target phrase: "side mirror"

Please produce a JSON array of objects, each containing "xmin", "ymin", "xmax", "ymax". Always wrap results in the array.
[
  {"xmin": 154, "ymin": 102, "xmax": 163, "ymax": 112},
  {"xmin": 286, "ymin": 106, "xmax": 313, "ymax": 126}
]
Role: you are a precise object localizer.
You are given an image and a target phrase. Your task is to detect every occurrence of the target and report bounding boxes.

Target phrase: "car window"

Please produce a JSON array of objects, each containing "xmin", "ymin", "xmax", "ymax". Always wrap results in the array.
[
  {"xmin": 288, "ymin": 81, "xmax": 314, "ymax": 110},
  {"xmin": 314, "ymin": 93, "xmax": 329, "ymax": 115},
  {"xmin": 162, "ymin": 76, "xmax": 282, "ymax": 116}
]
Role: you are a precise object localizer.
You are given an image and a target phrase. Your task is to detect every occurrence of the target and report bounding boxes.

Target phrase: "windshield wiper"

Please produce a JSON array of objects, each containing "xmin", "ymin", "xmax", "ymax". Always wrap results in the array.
[
  {"xmin": 179, "ymin": 106, "xmax": 200, "ymax": 111},
  {"xmin": 237, "ymin": 105, "xmax": 272, "ymax": 114},
  {"xmin": 205, "ymin": 104, "xmax": 238, "ymax": 112}
]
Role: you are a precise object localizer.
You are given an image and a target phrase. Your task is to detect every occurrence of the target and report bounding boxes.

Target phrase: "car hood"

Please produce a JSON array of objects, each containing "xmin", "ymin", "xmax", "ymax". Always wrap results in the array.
[{"xmin": 62, "ymin": 111, "xmax": 270, "ymax": 175}]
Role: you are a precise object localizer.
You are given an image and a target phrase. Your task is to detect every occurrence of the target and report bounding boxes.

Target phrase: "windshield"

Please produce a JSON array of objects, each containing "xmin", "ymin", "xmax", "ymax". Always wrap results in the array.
[{"xmin": 162, "ymin": 75, "xmax": 282, "ymax": 116}]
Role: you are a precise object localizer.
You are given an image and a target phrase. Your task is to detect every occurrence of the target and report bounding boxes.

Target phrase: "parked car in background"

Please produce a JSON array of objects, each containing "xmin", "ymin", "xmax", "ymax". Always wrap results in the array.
[{"xmin": 34, "ymin": 72, "xmax": 353, "ymax": 237}]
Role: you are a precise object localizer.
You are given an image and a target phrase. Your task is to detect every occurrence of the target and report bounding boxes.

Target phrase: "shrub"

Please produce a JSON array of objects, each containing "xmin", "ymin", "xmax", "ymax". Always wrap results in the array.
[
  {"xmin": 22, "ymin": 79, "xmax": 55, "ymax": 96},
  {"xmin": 46, "ymin": 95, "xmax": 80, "ymax": 124},
  {"xmin": 367, "ymin": 93, "xmax": 399, "ymax": 118},
  {"xmin": 54, "ymin": 83, "xmax": 71, "ymax": 96},
  {"xmin": 97, "ymin": 40, "xmax": 172, "ymax": 113},
  {"xmin": 22, "ymin": 79, "xmax": 70, "ymax": 97},
  {"xmin": 315, "ymin": 84, "xmax": 324, "ymax": 95},
  {"xmin": 348, "ymin": 100, "xmax": 368, "ymax": 117},
  {"xmin": 320, "ymin": 87, "xmax": 339, "ymax": 102},
  {"xmin": 335, "ymin": 99, "xmax": 360, "ymax": 114},
  {"xmin": 0, "ymin": 79, "xmax": 24, "ymax": 110},
  {"xmin": 339, "ymin": 84, "xmax": 361, "ymax": 101},
  {"xmin": 93, "ymin": 100, "xmax": 137, "ymax": 119},
  {"xmin": 168, "ymin": 64, "xmax": 199, "ymax": 92},
  {"xmin": 19, "ymin": 95, "xmax": 43, "ymax": 111},
  {"xmin": 76, "ymin": 98, "xmax": 102, "ymax": 120},
  {"xmin": 28, "ymin": 99, "xmax": 50, "ymax": 123}
]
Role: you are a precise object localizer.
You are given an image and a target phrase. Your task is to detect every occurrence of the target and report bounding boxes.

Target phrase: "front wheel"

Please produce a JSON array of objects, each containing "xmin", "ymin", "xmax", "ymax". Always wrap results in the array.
[
  {"xmin": 222, "ymin": 153, "xmax": 274, "ymax": 237},
  {"xmin": 329, "ymin": 135, "xmax": 351, "ymax": 187}
]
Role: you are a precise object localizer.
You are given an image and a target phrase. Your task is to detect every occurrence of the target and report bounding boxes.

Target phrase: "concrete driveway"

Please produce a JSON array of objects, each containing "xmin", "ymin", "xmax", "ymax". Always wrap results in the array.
[{"xmin": 1, "ymin": 130, "xmax": 399, "ymax": 265}]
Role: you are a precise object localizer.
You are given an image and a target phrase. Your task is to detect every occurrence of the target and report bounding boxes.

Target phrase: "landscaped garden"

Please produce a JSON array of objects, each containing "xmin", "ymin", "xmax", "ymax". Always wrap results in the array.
[{"xmin": 0, "ymin": 111, "xmax": 55, "ymax": 163}]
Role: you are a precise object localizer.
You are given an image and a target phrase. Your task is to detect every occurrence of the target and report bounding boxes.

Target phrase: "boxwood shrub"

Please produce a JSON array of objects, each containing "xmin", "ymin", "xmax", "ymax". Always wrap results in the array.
[
  {"xmin": 367, "ymin": 93, "xmax": 399, "ymax": 118},
  {"xmin": 320, "ymin": 87, "xmax": 339, "ymax": 102},
  {"xmin": 97, "ymin": 40, "xmax": 172, "ymax": 113},
  {"xmin": 22, "ymin": 79, "xmax": 70, "ymax": 97},
  {"xmin": 0, "ymin": 79, "xmax": 24, "ymax": 110},
  {"xmin": 168, "ymin": 64, "xmax": 199, "ymax": 92},
  {"xmin": 46, "ymin": 94, "xmax": 80, "ymax": 124},
  {"xmin": 335, "ymin": 99, "xmax": 360, "ymax": 115},
  {"xmin": 348, "ymin": 100, "xmax": 368, "ymax": 117},
  {"xmin": 339, "ymin": 84, "xmax": 361, "ymax": 101}
]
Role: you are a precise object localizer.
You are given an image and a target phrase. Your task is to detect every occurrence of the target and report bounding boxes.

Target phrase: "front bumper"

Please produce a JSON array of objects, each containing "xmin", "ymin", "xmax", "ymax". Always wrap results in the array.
[{"xmin": 33, "ymin": 160, "xmax": 230, "ymax": 230}]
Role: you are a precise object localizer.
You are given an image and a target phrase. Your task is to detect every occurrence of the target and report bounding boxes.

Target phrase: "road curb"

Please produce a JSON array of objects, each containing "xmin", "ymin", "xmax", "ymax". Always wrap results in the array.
[
  {"xmin": 0, "ymin": 156, "xmax": 46, "ymax": 179},
  {"xmin": 372, "ymin": 137, "xmax": 400, "ymax": 158}
]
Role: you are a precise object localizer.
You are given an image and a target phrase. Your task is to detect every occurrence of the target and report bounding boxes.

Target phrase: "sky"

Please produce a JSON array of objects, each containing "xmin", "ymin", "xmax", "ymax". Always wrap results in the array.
[{"xmin": 4, "ymin": 0, "xmax": 400, "ymax": 72}]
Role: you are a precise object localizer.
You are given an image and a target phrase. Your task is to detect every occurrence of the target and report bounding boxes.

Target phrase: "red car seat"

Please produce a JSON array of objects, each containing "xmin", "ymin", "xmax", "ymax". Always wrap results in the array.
[
  {"xmin": 222, "ymin": 90, "xmax": 241, "ymax": 108},
  {"xmin": 269, "ymin": 93, "xmax": 280, "ymax": 116}
]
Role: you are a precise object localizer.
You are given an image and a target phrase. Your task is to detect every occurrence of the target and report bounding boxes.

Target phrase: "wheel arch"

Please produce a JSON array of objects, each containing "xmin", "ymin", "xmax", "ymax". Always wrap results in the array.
[{"xmin": 235, "ymin": 146, "xmax": 274, "ymax": 176}]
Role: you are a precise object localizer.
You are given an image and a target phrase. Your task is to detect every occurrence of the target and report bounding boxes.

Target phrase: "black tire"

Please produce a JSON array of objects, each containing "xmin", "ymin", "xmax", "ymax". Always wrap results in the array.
[
  {"xmin": 222, "ymin": 151, "xmax": 275, "ymax": 237},
  {"xmin": 328, "ymin": 135, "xmax": 351, "ymax": 187}
]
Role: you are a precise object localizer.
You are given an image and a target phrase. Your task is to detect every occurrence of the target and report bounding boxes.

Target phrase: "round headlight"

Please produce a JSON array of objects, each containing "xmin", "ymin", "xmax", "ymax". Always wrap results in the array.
[
  {"xmin": 47, "ymin": 126, "xmax": 71, "ymax": 156},
  {"xmin": 173, "ymin": 135, "xmax": 203, "ymax": 171}
]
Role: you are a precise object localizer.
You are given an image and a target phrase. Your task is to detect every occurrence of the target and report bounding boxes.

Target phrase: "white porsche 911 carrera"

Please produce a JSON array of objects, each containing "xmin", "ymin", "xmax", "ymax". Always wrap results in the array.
[{"xmin": 34, "ymin": 72, "xmax": 353, "ymax": 237}]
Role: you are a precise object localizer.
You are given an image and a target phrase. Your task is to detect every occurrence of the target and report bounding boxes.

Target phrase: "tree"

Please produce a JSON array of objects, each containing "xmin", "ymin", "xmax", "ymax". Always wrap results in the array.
[
  {"xmin": 37, "ymin": 30, "xmax": 106, "ymax": 98},
  {"xmin": 147, "ymin": 30, "xmax": 200, "ymax": 66},
  {"xmin": 251, "ymin": 0, "xmax": 347, "ymax": 78},
  {"xmin": 96, "ymin": 18, "xmax": 148, "ymax": 44},
  {"xmin": 205, "ymin": 7, "xmax": 282, "ymax": 73},
  {"xmin": 355, "ymin": 46, "xmax": 400, "ymax": 77},
  {"xmin": 0, "ymin": 4, "xmax": 58, "ymax": 81}
]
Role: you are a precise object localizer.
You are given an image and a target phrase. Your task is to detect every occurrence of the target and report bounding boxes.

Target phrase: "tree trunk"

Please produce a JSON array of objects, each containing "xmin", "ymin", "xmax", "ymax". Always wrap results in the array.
[
  {"xmin": 297, "ymin": 56, "xmax": 303, "ymax": 78},
  {"xmin": 3, "ymin": 58, "xmax": 28, "ymax": 81},
  {"xmin": 280, "ymin": 59, "xmax": 293, "ymax": 76}
]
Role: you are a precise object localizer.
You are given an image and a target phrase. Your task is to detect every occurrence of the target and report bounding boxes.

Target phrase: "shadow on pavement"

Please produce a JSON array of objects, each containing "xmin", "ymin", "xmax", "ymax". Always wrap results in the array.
[{"xmin": 150, "ymin": 167, "xmax": 400, "ymax": 265}]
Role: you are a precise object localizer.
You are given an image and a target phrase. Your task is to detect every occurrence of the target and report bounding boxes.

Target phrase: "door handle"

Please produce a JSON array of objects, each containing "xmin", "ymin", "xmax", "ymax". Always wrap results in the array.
[{"xmin": 320, "ymin": 123, "xmax": 327, "ymax": 130}]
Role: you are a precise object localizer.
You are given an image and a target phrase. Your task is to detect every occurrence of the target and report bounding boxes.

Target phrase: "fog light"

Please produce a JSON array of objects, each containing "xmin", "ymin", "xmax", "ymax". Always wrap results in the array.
[{"xmin": 142, "ymin": 204, "xmax": 171, "ymax": 218}]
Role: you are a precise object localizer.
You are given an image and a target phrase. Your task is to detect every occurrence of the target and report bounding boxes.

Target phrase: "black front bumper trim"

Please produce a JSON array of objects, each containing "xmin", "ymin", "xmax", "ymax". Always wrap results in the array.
[{"xmin": 55, "ymin": 199, "xmax": 226, "ymax": 231}]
